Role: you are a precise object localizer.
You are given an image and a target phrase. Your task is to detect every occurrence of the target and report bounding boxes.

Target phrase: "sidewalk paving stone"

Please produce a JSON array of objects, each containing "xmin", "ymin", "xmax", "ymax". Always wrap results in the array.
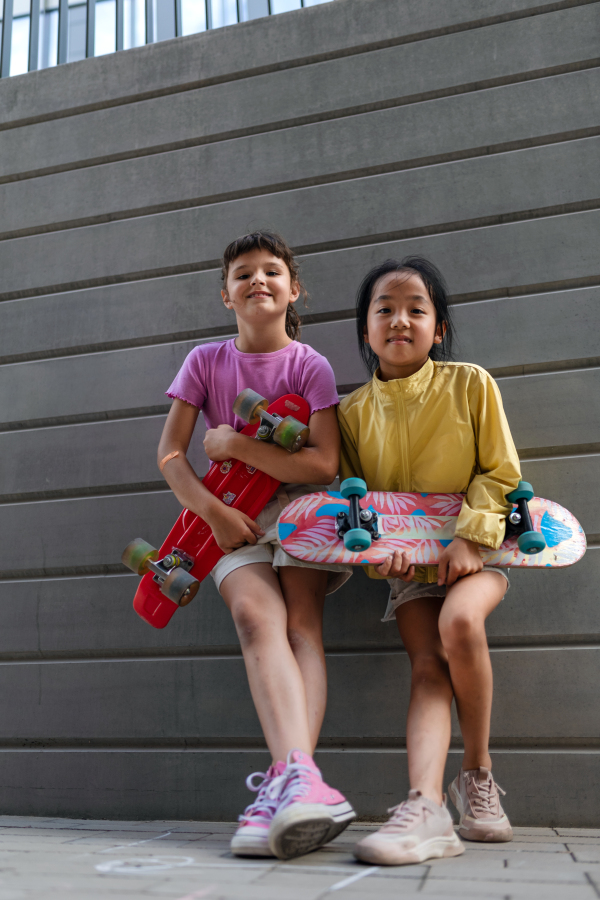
[{"xmin": 0, "ymin": 819, "xmax": 598, "ymax": 899}]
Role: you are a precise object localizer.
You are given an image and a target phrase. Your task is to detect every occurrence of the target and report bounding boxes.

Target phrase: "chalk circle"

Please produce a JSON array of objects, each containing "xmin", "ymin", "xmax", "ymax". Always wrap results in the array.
[{"xmin": 96, "ymin": 856, "xmax": 194, "ymax": 875}]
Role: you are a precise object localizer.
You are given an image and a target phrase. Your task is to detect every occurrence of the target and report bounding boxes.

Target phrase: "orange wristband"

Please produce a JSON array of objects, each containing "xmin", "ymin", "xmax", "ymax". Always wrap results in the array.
[{"xmin": 159, "ymin": 450, "xmax": 180, "ymax": 472}]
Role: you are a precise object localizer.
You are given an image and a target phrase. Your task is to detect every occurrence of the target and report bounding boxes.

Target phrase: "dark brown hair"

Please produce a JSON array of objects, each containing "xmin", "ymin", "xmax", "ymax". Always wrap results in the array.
[{"xmin": 221, "ymin": 231, "xmax": 306, "ymax": 341}]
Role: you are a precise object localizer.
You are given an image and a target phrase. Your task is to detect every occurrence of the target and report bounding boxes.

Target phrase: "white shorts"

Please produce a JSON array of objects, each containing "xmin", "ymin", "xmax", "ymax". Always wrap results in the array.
[
  {"xmin": 210, "ymin": 484, "xmax": 353, "ymax": 596},
  {"xmin": 382, "ymin": 566, "xmax": 509, "ymax": 622}
]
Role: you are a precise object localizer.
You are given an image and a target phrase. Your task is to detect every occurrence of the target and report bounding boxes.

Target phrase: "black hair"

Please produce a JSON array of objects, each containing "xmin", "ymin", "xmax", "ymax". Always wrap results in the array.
[
  {"xmin": 221, "ymin": 231, "xmax": 306, "ymax": 341},
  {"xmin": 355, "ymin": 256, "xmax": 455, "ymax": 376}
]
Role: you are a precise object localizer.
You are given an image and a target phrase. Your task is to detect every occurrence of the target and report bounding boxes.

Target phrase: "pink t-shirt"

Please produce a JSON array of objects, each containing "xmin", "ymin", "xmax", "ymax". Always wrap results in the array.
[{"xmin": 167, "ymin": 338, "xmax": 339, "ymax": 430}]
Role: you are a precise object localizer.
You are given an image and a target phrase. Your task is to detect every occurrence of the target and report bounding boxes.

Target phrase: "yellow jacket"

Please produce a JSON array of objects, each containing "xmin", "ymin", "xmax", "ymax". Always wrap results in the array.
[{"xmin": 337, "ymin": 358, "xmax": 521, "ymax": 583}]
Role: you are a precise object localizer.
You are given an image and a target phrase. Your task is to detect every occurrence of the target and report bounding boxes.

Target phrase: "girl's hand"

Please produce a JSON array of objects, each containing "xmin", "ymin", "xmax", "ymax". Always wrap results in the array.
[
  {"xmin": 376, "ymin": 550, "xmax": 415, "ymax": 582},
  {"xmin": 203, "ymin": 503, "xmax": 265, "ymax": 554},
  {"xmin": 437, "ymin": 537, "xmax": 483, "ymax": 587},
  {"xmin": 203, "ymin": 424, "xmax": 237, "ymax": 462}
]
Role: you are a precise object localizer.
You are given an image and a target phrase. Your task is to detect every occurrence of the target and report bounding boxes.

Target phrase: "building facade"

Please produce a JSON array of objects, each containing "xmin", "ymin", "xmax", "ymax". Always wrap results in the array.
[{"xmin": 0, "ymin": 0, "xmax": 598, "ymax": 823}]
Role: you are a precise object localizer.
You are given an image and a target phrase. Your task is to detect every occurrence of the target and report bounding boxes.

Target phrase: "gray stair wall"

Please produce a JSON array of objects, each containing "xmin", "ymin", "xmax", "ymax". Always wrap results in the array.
[{"xmin": 0, "ymin": 0, "xmax": 598, "ymax": 824}]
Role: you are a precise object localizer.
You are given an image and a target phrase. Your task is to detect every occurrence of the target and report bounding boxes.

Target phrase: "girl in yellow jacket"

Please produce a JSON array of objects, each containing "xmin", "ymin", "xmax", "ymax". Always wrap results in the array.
[{"xmin": 338, "ymin": 256, "xmax": 521, "ymax": 867}]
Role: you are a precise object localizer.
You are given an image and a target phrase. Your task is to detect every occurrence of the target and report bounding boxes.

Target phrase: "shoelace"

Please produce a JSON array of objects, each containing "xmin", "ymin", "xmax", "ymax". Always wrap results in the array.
[
  {"xmin": 238, "ymin": 770, "xmax": 286, "ymax": 823},
  {"xmin": 382, "ymin": 799, "xmax": 427, "ymax": 832},
  {"xmin": 466, "ymin": 772, "xmax": 506, "ymax": 815},
  {"xmin": 277, "ymin": 761, "xmax": 315, "ymax": 810}
]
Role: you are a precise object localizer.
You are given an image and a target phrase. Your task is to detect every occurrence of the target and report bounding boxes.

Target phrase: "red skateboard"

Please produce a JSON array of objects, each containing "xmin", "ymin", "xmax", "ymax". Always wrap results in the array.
[{"xmin": 122, "ymin": 390, "xmax": 310, "ymax": 628}]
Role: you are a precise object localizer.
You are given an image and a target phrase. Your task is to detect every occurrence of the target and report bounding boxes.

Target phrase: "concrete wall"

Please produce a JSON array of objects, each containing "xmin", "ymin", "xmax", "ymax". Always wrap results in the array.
[{"xmin": 0, "ymin": 0, "xmax": 598, "ymax": 824}]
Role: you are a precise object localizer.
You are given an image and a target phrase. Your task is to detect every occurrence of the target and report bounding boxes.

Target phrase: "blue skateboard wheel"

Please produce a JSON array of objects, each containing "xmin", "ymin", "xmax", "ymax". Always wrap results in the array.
[
  {"xmin": 343, "ymin": 528, "xmax": 372, "ymax": 552},
  {"xmin": 517, "ymin": 531, "xmax": 546, "ymax": 555},
  {"xmin": 340, "ymin": 477, "xmax": 367, "ymax": 500},
  {"xmin": 507, "ymin": 481, "xmax": 534, "ymax": 503}
]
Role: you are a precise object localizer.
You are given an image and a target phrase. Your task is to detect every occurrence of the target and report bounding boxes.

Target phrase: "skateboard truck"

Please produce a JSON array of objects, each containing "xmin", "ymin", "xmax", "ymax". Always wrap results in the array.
[
  {"xmin": 336, "ymin": 478, "xmax": 379, "ymax": 552},
  {"xmin": 121, "ymin": 539, "xmax": 200, "ymax": 606},
  {"xmin": 233, "ymin": 389, "xmax": 309, "ymax": 453},
  {"xmin": 504, "ymin": 481, "xmax": 546, "ymax": 554}
]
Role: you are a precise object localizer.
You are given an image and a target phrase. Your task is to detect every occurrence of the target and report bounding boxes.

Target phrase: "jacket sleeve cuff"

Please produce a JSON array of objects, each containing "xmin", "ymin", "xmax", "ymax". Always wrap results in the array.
[{"xmin": 454, "ymin": 513, "xmax": 506, "ymax": 550}]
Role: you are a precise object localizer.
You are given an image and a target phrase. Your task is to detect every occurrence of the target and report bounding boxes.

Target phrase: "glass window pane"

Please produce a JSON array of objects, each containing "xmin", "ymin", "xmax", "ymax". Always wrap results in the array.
[
  {"xmin": 239, "ymin": 0, "xmax": 267, "ymax": 21},
  {"xmin": 270, "ymin": 0, "xmax": 301, "ymax": 12},
  {"xmin": 303, "ymin": 0, "xmax": 331, "ymax": 5},
  {"xmin": 181, "ymin": 0, "xmax": 205, "ymax": 35},
  {"xmin": 208, "ymin": 0, "xmax": 237, "ymax": 29},
  {"xmin": 123, "ymin": 0, "xmax": 144, "ymax": 47},
  {"xmin": 10, "ymin": 7, "xmax": 31, "ymax": 76},
  {"xmin": 95, "ymin": 0, "xmax": 116, "ymax": 54},
  {"xmin": 67, "ymin": 3, "xmax": 86, "ymax": 62},
  {"xmin": 150, "ymin": 0, "xmax": 174, "ymax": 41},
  {"xmin": 38, "ymin": 3, "xmax": 59, "ymax": 68}
]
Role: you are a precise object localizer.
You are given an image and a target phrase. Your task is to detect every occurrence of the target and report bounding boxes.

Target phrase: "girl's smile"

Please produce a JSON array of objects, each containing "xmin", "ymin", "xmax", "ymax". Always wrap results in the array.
[
  {"xmin": 364, "ymin": 271, "xmax": 444, "ymax": 381},
  {"xmin": 222, "ymin": 249, "xmax": 299, "ymax": 319}
]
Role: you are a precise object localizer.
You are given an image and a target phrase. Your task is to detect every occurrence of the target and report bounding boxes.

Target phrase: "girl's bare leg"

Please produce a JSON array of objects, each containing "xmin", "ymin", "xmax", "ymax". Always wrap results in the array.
[
  {"xmin": 220, "ymin": 562, "xmax": 313, "ymax": 762},
  {"xmin": 395, "ymin": 597, "xmax": 453, "ymax": 805},
  {"xmin": 279, "ymin": 566, "xmax": 328, "ymax": 752},
  {"xmin": 438, "ymin": 570, "xmax": 507, "ymax": 771}
]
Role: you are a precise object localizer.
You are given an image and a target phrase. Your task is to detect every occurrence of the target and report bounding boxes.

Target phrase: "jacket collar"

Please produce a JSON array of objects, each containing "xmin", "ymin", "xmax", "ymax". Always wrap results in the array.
[{"xmin": 373, "ymin": 357, "xmax": 435, "ymax": 398}]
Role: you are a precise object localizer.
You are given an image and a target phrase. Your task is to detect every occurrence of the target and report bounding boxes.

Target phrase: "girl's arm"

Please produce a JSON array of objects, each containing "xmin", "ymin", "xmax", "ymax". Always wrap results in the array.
[
  {"xmin": 158, "ymin": 399, "xmax": 265, "ymax": 554},
  {"xmin": 438, "ymin": 374, "xmax": 521, "ymax": 586},
  {"xmin": 203, "ymin": 405, "xmax": 341, "ymax": 486}
]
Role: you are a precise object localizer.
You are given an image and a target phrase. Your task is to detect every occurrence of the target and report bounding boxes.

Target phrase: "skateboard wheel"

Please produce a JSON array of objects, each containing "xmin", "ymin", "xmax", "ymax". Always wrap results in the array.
[
  {"xmin": 121, "ymin": 538, "xmax": 158, "ymax": 575},
  {"xmin": 343, "ymin": 528, "xmax": 372, "ymax": 552},
  {"xmin": 517, "ymin": 531, "xmax": 546, "ymax": 555},
  {"xmin": 233, "ymin": 389, "xmax": 269, "ymax": 425},
  {"xmin": 273, "ymin": 416, "xmax": 310, "ymax": 453},
  {"xmin": 340, "ymin": 477, "xmax": 367, "ymax": 500},
  {"xmin": 507, "ymin": 481, "xmax": 534, "ymax": 503},
  {"xmin": 160, "ymin": 568, "xmax": 200, "ymax": 606}
]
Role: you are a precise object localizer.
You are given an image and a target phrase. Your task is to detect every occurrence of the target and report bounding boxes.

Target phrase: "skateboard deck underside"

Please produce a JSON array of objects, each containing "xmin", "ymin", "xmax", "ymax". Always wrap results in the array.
[
  {"xmin": 133, "ymin": 394, "xmax": 310, "ymax": 628},
  {"xmin": 277, "ymin": 491, "xmax": 586, "ymax": 569}
]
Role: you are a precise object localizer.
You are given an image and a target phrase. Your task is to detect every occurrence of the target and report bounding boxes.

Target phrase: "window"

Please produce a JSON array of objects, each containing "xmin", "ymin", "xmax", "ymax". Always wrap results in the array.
[{"xmin": 0, "ymin": 0, "xmax": 332, "ymax": 76}]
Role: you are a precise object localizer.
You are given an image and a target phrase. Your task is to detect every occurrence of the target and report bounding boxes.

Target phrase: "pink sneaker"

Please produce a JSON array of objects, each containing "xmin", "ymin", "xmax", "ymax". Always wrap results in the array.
[
  {"xmin": 268, "ymin": 750, "xmax": 355, "ymax": 860},
  {"xmin": 231, "ymin": 762, "xmax": 286, "ymax": 857}
]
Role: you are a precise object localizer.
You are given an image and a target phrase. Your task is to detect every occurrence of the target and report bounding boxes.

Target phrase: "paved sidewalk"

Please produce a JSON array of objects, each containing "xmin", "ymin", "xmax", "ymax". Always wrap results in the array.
[{"xmin": 0, "ymin": 817, "xmax": 599, "ymax": 899}]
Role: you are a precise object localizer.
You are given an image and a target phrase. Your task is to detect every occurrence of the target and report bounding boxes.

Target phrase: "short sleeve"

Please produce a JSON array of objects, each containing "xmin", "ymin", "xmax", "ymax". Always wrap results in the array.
[
  {"xmin": 166, "ymin": 346, "xmax": 208, "ymax": 410},
  {"xmin": 298, "ymin": 350, "xmax": 339, "ymax": 415}
]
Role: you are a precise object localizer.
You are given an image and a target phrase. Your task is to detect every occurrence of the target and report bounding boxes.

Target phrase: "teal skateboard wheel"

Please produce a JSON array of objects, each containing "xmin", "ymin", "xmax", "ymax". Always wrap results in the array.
[
  {"xmin": 340, "ymin": 477, "xmax": 367, "ymax": 500},
  {"xmin": 343, "ymin": 528, "xmax": 372, "ymax": 552},
  {"xmin": 507, "ymin": 481, "xmax": 534, "ymax": 503},
  {"xmin": 517, "ymin": 531, "xmax": 546, "ymax": 555}
]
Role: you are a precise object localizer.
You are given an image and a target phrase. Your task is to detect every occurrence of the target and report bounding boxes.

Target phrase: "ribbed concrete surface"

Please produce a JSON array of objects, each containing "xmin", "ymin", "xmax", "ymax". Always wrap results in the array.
[{"xmin": 0, "ymin": 0, "xmax": 598, "ymax": 822}]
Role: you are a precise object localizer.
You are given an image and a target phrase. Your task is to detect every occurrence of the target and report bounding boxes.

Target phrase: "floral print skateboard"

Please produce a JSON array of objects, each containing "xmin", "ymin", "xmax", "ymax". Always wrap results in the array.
[{"xmin": 277, "ymin": 479, "xmax": 586, "ymax": 570}]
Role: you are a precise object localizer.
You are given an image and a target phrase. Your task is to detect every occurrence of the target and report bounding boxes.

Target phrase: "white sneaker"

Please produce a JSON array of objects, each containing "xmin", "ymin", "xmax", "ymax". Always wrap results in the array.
[
  {"xmin": 231, "ymin": 762, "xmax": 286, "ymax": 857},
  {"xmin": 449, "ymin": 767, "xmax": 513, "ymax": 842},
  {"xmin": 354, "ymin": 789, "xmax": 464, "ymax": 866}
]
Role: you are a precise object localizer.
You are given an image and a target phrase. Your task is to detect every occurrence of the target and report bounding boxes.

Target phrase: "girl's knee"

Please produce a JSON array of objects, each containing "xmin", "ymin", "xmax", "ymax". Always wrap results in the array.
[
  {"xmin": 286, "ymin": 624, "xmax": 324, "ymax": 656},
  {"xmin": 285, "ymin": 601, "xmax": 323, "ymax": 650},
  {"xmin": 231, "ymin": 596, "xmax": 283, "ymax": 646},
  {"xmin": 439, "ymin": 609, "xmax": 485, "ymax": 655},
  {"xmin": 411, "ymin": 650, "xmax": 450, "ymax": 689}
]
